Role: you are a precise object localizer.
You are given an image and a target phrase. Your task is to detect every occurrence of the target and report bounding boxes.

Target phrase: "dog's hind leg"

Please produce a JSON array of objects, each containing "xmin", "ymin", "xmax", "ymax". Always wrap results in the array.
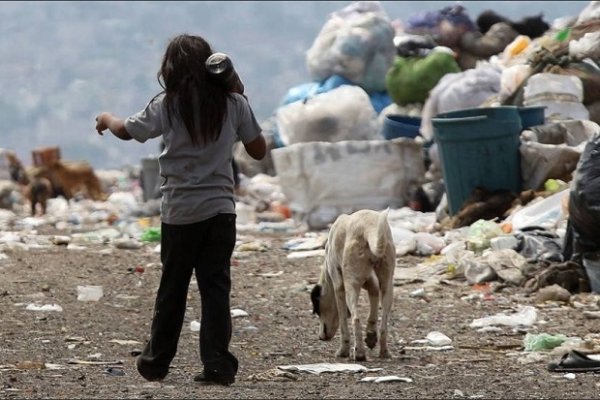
[
  {"xmin": 378, "ymin": 268, "xmax": 394, "ymax": 359},
  {"xmin": 363, "ymin": 273, "xmax": 379, "ymax": 350}
]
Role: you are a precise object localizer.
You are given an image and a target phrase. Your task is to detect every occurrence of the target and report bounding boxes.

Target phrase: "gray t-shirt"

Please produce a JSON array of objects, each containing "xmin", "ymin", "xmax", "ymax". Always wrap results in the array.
[{"xmin": 124, "ymin": 92, "xmax": 262, "ymax": 225}]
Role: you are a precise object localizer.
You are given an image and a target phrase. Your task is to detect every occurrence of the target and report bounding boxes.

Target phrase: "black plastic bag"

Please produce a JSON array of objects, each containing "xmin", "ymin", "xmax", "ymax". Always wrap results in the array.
[
  {"xmin": 514, "ymin": 227, "xmax": 564, "ymax": 263},
  {"xmin": 569, "ymin": 133, "xmax": 600, "ymax": 252}
]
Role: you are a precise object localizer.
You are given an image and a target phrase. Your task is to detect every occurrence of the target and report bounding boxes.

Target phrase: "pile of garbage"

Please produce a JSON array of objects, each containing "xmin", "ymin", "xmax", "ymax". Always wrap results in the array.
[
  {"xmin": 1, "ymin": 1, "xmax": 600, "ymax": 302},
  {"xmin": 232, "ymin": 0, "xmax": 600, "ymax": 296}
]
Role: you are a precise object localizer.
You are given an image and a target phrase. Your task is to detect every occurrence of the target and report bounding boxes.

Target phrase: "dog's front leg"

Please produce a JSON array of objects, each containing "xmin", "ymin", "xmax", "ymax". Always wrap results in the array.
[
  {"xmin": 346, "ymin": 281, "xmax": 366, "ymax": 361},
  {"xmin": 334, "ymin": 286, "xmax": 350, "ymax": 358}
]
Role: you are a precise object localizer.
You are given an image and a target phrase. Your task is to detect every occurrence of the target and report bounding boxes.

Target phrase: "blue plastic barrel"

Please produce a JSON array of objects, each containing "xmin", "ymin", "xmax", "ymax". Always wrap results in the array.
[
  {"xmin": 518, "ymin": 106, "xmax": 546, "ymax": 129},
  {"xmin": 382, "ymin": 115, "xmax": 421, "ymax": 140},
  {"xmin": 432, "ymin": 107, "xmax": 522, "ymax": 216}
]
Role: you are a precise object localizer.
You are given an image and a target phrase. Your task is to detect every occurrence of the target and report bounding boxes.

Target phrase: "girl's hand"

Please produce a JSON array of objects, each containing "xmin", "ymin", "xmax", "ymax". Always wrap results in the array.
[
  {"xmin": 95, "ymin": 113, "xmax": 109, "ymax": 135},
  {"xmin": 94, "ymin": 112, "xmax": 132, "ymax": 141}
]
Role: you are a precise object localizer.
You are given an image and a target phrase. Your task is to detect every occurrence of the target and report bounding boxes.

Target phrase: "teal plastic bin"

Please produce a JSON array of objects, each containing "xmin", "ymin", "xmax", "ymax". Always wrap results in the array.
[{"xmin": 432, "ymin": 107, "xmax": 522, "ymax": 216}]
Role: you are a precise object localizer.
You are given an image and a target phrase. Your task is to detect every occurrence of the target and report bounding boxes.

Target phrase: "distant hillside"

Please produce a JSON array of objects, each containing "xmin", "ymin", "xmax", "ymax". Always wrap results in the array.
[{"xmin": 0, "ymin": 1, "xmax": 589, "ymax": 169}]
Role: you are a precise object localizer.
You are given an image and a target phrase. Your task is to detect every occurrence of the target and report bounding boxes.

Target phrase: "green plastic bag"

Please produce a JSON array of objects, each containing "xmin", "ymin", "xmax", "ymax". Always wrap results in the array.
[
  {"xmin": 466, "ymin": 219, "xmax": 504, "ymax": 253},
  {"xmin": 141, "ymin": 227, "xmax": 161, "ymax": 242},
  {"xmin": 524, "ymin": 333, "xmax": 567, "ymax": 352},
  {"xmin": 385, "ymin": 50, "xmax": 461, "ymax": 106}
]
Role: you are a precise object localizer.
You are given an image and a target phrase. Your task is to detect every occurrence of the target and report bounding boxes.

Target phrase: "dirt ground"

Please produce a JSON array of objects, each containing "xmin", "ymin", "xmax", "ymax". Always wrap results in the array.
[{"xmin": 2, "ymin": 218, "xmax": 600, "ymax": 399}]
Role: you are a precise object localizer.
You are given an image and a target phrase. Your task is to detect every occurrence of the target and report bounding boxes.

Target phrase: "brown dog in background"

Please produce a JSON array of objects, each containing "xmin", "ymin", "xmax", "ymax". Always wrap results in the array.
[
  {"xmin": 24, "ymin": 176, "xmax": 53, "ymax": 216},
  {"xmin": 36, "ymin": 160, "xmax": 107, "ymax": 202}
]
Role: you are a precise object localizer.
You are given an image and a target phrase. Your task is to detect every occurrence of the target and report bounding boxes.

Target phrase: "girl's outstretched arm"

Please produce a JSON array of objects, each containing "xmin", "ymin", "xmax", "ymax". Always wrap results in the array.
[{"xmin": 95, "ymin": 112, "xmax": 132, "ymax": 141}]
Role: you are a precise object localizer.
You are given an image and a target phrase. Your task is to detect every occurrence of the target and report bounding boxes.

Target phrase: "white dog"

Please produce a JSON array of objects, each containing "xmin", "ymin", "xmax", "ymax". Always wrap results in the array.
[{"xmin": 310, "ymin": 208, "xmax": 396, "ymax": 361}]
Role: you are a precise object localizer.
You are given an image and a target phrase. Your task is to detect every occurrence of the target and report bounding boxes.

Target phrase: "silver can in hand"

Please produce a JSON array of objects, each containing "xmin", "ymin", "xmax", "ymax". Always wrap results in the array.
[{"xmin": 205, "ymin": 52, "xmax": 244, "ymax": 94}]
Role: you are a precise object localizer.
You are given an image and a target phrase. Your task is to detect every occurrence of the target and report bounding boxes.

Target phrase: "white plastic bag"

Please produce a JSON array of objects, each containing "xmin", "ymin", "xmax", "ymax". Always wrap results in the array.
[
  {"xmin": 499, "ymin": 64, "xmax": 532, "ymax": 102},
  {"xmin": 305, "ymin": 2, "xmax": 396, "ymax": 93},
  {"xmin": 420, "ymin": 63, "xmax": 502, "ymax": 140},
  {"xmin": 470, "ymin": 305, "xmax": 537, "ymax": 328},
  {"xmin": 508, "ymin": 189, "xmax": 570, "ymax": 231},
  {"xmin": 569, "ymin": 32, "xmax": 600, "ymax": 60},
  {"xmin": 576, "ymin": 1, "xmax": 600, "ymax": 24},
  {"xmin": 275, "ymin": 85, "xmax": 379, "ymax": 146}
]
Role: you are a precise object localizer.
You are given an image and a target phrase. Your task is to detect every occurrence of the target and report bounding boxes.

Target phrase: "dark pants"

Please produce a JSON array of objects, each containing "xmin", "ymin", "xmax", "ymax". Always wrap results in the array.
[{"xmin": 137, "ymin": 213, "xmax": 238, "ymax": 379}]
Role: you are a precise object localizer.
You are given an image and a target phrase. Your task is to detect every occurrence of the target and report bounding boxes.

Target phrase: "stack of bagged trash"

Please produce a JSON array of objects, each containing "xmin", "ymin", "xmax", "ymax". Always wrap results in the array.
[{"xmin": 266, "ymin": 1, "xmax": 428, "ymax": 229}]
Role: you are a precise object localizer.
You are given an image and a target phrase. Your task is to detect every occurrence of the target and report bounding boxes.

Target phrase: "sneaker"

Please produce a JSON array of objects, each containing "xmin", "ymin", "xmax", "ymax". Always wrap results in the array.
[
  {"xmin": 193, "ymin": 372, "xmax": 235, "ymax": 386},
  {"xmin": 136, "ymin": 356, "xmax": 167, "ymax": 382}
]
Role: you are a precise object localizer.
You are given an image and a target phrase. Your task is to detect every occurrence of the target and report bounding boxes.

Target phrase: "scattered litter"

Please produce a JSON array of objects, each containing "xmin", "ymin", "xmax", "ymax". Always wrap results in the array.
[
  {"xmin": 564, "ymin": 373, "xmax": 576, "ymax": 380},
  {"xmin": 16, "ymin": 360, "xmax": 46, "ymax": 369},
  {"xmin": 249, "ymin": 368, "xmax": 299, "ymax": 382},
  {"xmin": 360, "ymin": 375, "xmax": 413, "ymax": 383},
  {"xmin": 65, "ymin": 336, "xmax": 88, "ymax": 343},
  {"xmin": 104, "ymin": 367, "xmax": 126, "ymax": 376},
  {"xmin": 77, "ymin": 285, "xmax": 103, "ymax": 302},
  {"xmin": 403, "ymin": 345, "xmax": 454, "ymax": 351},
  {"xmin": 231, "ymin": 309, "xmax": 249, "ymax": 318},
  {"xmin": 536, "ymin": 284, "xmax": 571, "ymax": 304},
  {"xmin": 236, "ymin": 241, "xmax": 270, "ymax": 252},
  {"xmin": 278, "ymin": 363, "xmax": 382, "ymax": 375},
  {"xmin": 524, "ymin": 333, "xmax": 567, "ymax": 352},
  {"xmin": 113, "ymin": 238, "xmax": 143, "ymax": 250},
  {"xmin": 140, "ymin": 227, "xmax": 161, "ymax": 242},
  {"xmin": 45, "ymin": 363, "xmax": 66, "ymax": 370},
  {"xmin": 52, "ymin": 235, "xmax": 71, "ymax": 245},
  {"xmin": 257, "ymin": 220, "xmax": 298, "ymax": 233},
  {"xmin": 283, "ymin": 236, "xmax": 327, "ymax": 251},
  {"xmin": 190, "ymin": 320, "xmax": 201, "ymax": 332},
  {"xmin": 583, "ymin": 311, "xmax": 600, "ymax": 320},
  {"xmin": 67, "ymin": 359, "xmax": 123, "ymax": 365},
  {"xmin": 409, "ymin": 288, "xmax": 427, "ymax": 299},
  {"xmin": 470, "ymin": 306, "xmax": 537, "ymax": 328},
  {"xmin": 254, "ymin": 271, "xmax": 284, "ymax": 278},
  {"xmin": 26, "ymin": 303, "xmax": 63, "ymax": 312},
  {"xmin": 66, "ymin": 244, "xmax": 87, "ymax": 251},
  {"xmin": 426, "ymin": 331, "xmax": 452, "ymax": 347},
  {"xmin": 115, "ymin": 294, "xmax": 139, "ymax": 300},
  {"xmin": 286, "ymin": 249, "xmax": 325, "ymax": 259},
  {"xmin": 109, "ymin": 339, "xmax": 141, "ymax": 346}
]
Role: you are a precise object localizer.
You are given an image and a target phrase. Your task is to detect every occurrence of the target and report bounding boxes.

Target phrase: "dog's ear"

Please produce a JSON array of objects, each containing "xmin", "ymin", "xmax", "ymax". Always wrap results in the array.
[{"xmin": 310, "ymin": 284, "xmax": 321, "ymax": 316}]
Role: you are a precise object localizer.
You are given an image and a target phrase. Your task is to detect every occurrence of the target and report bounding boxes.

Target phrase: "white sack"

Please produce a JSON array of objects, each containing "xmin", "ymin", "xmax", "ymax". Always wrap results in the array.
[
  {"xmin": 523, "ymin": 73, "xmax": 589, "ymax": 121},
  {"xmin": 272, "ymin": 139, "xmax": 424, "ymax": 229}
]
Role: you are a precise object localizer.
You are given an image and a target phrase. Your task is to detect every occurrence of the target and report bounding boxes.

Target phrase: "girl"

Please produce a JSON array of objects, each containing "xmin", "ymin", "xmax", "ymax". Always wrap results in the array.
[{"xmin": 95, "ymin": 34, "xmax": 266, "ymax": 385}]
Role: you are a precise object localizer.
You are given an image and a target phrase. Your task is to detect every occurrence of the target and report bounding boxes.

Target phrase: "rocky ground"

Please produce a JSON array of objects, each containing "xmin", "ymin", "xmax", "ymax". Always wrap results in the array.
[{"xmin": 2, "ymin": 219, "xmax": 600, "ymax": 399}]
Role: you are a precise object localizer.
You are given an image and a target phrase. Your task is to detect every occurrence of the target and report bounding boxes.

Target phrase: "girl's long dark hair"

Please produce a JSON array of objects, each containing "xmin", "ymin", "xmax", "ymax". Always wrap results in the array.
[{"xmin": 157, "ymin": 34, "xmax": 229, "ymax": 146}]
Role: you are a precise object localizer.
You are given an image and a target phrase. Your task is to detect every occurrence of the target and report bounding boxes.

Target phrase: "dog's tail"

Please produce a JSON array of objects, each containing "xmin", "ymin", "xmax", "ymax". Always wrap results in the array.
[{"xmin": 367, "ymin": 208, "xmax": 390, "ymax": 258}]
